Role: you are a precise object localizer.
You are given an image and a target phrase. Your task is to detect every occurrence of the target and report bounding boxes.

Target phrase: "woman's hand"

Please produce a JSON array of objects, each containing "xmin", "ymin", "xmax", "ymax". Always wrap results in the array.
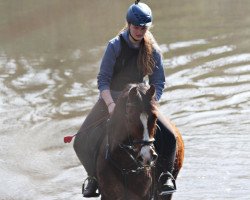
[
  {"xmin": 107, "ymin": 102, "xmax": 116, "ymax": 115},
  {"xmin": 101, "ymin": 89, "xmax": 116, "ymax": 115}
]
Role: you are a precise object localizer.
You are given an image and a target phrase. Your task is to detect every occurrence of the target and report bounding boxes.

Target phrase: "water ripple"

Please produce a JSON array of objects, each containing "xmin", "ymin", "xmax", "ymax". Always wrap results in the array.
[
  {"xmin": 189, "ymin": 54, "xmax": 250, "ymax": 78},
  {"xmin": 224, "ymin": 64, "xmax": 250, "ymax": 74},
  {"xmin": 160, "ymin": 39, "xmax": 208, "ymax": 53},
  {"xmin": 11, "ymin": 69, "xmax": 55, "ymax": 90},
  {"xmin": 164, "ymin": 45, "xmax": 235, "ymax": 68}
]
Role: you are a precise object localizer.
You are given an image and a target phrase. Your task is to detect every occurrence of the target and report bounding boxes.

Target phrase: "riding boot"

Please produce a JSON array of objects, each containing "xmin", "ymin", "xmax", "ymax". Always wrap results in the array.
[
  {"xmin": 82, "ymin": 176, "xmax": 100, "ymax": 197},
  {"xmin": 156, "ymin": 153, "xmax": 177, "ymax": 195},
  {"xmin": 158, "ymin": 170, "xmax": 176, "ymax": 195}
]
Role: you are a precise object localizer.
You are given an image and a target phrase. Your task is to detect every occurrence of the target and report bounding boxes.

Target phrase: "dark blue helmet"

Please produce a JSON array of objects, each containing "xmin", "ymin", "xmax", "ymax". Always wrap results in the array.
[{"xmin": 126, "ymin": 2, "xmax": 152, "ymax": 27}]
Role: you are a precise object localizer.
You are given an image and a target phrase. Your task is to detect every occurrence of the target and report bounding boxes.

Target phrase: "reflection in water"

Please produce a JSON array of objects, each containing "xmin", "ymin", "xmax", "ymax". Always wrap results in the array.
[{"xmin": 0, "ymin": 1, "xmax": 250, "ymax": 199}]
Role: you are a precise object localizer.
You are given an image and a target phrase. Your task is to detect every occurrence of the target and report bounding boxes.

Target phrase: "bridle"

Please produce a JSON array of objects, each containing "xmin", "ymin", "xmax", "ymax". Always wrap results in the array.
[{"xmin": 105, "ymin": 128, "xmax": 156, "ymax": 173}]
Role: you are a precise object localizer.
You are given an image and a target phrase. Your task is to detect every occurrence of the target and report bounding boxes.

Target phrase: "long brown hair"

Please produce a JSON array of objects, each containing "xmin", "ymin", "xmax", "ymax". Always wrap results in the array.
[{"xmin": 119, "ymin": 24, "xmax": 162, "ymax": 76}]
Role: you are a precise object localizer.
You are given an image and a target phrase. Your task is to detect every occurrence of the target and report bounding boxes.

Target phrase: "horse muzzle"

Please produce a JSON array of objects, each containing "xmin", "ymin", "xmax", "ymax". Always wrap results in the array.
[{"xmin": 138, "ymin": 146, "xmax": 158, "ymax": 167}]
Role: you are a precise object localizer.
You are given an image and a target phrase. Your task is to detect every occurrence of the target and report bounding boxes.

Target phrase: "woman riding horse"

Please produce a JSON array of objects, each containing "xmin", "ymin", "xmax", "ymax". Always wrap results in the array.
[{"xmin": 74, "ymin": 1, "xmax": 177, "ymax": 198}]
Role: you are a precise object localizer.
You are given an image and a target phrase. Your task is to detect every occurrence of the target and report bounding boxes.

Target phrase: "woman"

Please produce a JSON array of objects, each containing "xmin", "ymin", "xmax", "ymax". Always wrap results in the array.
[{"xmin": 74, "ymin": 1, "xmax": 177, "ymax": 197}]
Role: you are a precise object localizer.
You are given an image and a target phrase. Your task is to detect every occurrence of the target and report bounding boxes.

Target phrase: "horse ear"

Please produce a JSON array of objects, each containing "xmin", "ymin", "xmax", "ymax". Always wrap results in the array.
[
  {"xmin": 128, "ymin": 86, "xmax": 139, "ymax": 102},
  {"xmin": 146, "ymin": 85, "xmax": 156, "ymax": 99}
]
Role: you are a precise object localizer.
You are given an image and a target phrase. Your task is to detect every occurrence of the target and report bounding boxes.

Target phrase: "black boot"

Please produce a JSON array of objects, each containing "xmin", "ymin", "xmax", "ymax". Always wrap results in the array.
[
  {"xmin": 82, "ymin": 177, "xmax": 99, "ymax": 197},
  {"xmin": 158, "ymin": 171, "xmax": 176, "ymax": 196}
]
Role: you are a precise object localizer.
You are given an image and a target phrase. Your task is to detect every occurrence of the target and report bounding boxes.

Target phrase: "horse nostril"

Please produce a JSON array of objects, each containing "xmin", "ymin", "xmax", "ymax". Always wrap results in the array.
[
  {"xmin": 137, "ymin": 155, "xmax": 143, "ymax": 163},
  {"xmin": 152, "ymin": 151, "xmax": 158, "ymax": 162},
  {"xmin": 146, "ymin": 160, "xmax": 151, "ymax": 166}
]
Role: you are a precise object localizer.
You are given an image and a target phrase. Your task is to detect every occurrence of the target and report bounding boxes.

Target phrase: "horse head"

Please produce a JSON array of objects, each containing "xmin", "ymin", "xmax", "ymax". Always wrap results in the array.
[{"xmin": 121, "ymin": 83, "xmax": 158, "ymax": 167}]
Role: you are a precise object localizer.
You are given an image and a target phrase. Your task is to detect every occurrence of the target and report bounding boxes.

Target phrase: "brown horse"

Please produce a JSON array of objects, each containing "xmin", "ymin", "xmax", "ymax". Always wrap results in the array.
[{"xmin": 95, "ymin": 84, "xmax": 184, "ymax": 200}]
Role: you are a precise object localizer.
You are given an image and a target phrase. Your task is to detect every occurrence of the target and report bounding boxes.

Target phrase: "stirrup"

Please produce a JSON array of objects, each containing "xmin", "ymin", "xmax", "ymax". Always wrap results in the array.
[
  {"xmin": 158, "ymin": 171, "xmax": 177, "ymax": 196},
  {"xmin": 82, "ymin": 176, "xmax": 100, "ymax": 197}
]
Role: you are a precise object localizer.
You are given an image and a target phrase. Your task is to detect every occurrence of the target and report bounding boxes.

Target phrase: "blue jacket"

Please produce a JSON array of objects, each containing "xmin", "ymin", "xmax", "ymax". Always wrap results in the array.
[{"xmin": 97, "ymin": 30, "xmax": 165, "ymax": 101}]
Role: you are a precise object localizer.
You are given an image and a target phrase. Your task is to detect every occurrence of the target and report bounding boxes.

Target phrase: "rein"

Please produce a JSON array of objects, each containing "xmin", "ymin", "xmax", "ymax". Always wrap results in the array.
[{"xmin": 64, "ymin": 115, "xmax": 109, "ymax": 143}]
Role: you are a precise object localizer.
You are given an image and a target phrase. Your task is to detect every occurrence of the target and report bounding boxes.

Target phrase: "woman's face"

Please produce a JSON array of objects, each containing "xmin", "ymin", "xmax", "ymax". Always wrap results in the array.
[{"xmin": 129, "ymin": 24, "xmax": 148, "ymax": 41}]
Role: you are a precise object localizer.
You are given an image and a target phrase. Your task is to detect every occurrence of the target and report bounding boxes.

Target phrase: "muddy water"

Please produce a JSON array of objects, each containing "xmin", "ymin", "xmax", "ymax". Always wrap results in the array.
[{"xmin": 0, "ymin": 0, "xmax": 250, "ymax": 199}]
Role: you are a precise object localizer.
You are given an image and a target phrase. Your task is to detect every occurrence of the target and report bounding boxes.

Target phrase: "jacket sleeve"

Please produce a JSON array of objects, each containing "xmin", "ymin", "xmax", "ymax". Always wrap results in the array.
[
  {"xmin": 97, "ymin": 41, "xmax": 118, "ymax": 92},
  {"xmin": 149, "ymin": 51, "xmax": 165, "ymax": 101}
]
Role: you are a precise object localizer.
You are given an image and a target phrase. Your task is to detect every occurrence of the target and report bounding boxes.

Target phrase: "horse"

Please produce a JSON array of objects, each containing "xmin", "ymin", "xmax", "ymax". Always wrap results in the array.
[
  {"xmin": 94, "ymin": 83, "xmax": 184, "ymax": 200},
  {"xmin": 96, "ymin": 84, "xmax": 184, "ymax": 200}
]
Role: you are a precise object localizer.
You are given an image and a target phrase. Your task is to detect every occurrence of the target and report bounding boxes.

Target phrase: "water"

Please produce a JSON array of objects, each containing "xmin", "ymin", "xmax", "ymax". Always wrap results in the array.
[{"xmin": 0, "ymin": 0, "xmax": 250, "ymax": 199}]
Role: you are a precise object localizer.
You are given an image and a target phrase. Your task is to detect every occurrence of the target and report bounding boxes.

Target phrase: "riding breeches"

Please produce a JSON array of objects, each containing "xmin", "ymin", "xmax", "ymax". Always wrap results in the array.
[{"xmin": 73, "ymin": 99, "xmax": 109, "ymax": 177}]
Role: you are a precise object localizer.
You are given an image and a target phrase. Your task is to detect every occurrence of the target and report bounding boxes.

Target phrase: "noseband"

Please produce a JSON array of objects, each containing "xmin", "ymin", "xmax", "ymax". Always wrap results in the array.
[
  {"xmin": 132, "ymin": 138, "xmax": 155, "ymax": 146},
  {"xmin": 120, "ymin": 137, "xmax": 155, "ymax": 156}
]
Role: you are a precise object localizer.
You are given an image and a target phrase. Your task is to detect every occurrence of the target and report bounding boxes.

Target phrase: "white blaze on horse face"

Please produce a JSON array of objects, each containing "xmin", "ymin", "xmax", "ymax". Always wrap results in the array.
[{"xmin": 139, "ymin": 113, "xmax": 152, "ymax": 164}]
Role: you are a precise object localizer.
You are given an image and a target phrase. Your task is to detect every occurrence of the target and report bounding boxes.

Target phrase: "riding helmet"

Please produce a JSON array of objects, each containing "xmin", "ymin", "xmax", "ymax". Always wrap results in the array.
[{"xmin": 126, "ymin": 2, "xmax": 152, "ymax": 27}]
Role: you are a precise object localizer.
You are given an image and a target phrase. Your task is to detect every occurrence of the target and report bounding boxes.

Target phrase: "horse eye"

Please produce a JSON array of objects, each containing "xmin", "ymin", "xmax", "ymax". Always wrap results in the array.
[
  {"xmin": 148, "ymin": 114, "xmax": 156, "ymax": 121},
  {"xmin": 148, "ymin": 114, "xmax": 157, "ymax": 128},
  {"xmin": 128, "ymin": 109, "xmax": 136, "ymax": 116}
]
